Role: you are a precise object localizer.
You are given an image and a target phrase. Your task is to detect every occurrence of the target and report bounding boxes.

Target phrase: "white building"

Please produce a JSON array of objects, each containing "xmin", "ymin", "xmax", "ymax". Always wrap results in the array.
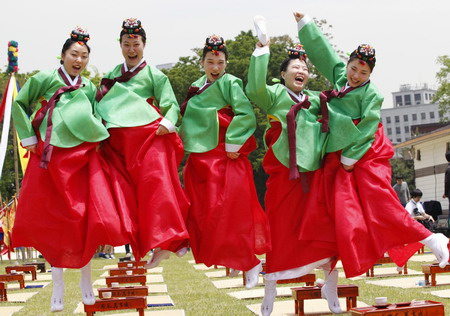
[
  {"xmin": 380, "ymin": 84, "xmax": 449, "ymax": 145},
  {"xmin": 395, "ymin": 125, "xmax": 450, "ymax": 211}
]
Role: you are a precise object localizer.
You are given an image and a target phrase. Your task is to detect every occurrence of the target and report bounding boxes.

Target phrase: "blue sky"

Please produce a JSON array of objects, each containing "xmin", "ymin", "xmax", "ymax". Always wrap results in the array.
[{"xmin": 1, "ymin": 0, "xmax": 449, "ymax": 107}]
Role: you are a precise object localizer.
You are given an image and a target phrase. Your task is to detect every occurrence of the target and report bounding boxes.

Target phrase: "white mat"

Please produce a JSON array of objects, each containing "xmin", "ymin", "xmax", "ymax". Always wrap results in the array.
[
  {"xmin": 212, "ymin": 276, "xmax": 264, "ymax": 289},
  {"xmin": 365, "ymin": 275, "xmax": 450, "ymax": 288},
  {"xmin": 429, "ymin": 289, "xmax": 450, "ymax": 298},
  {"xmin": 408, "ymin": 254, "xmax": 438, "ymax": 263},
  {"xmin": 247, "ymin": 298, "xmax": 368, "ymax": 315},
  {"xmin": 106, "ymin": 310, "xmax": 185, "ymax": 316},
  {"xmin": 205, "ymin": 270, "xmax": 228, "ymax": 278},
  {"xmin": 0, "ymin": 306, "xmax": 24, "ymax": 316},
  {"xmin": 5, "ymin": 291, "xmax": 38, "ymax": 302},
  {"xmin": 193, "ymin": 264, "xmax": 224, "ymax": 270},
  {"xmin": 228, "ymin": 286, "xmax": 293, "ymax": 299},
  {"xmin": 339, "ymin": 267, "xmax": 421, "ymax": 280}
]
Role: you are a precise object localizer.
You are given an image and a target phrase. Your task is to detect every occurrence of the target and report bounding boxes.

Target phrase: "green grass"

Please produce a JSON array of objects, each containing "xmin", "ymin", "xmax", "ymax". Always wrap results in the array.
[{"xmin": 1, "ymin": 251, "xmax": 450, "ymax": 315}]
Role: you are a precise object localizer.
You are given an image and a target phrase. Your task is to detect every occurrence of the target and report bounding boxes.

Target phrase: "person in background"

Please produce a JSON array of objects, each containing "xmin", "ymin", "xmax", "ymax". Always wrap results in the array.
[
  {"xmin": 443, "ymin": 151, "xmax": 450, "ymax": 207},
  {"xmin": 393, "ymin": 175, "xmax": 410, "ymax": 206},
  {"xmin": 405, "ymin": 189, "xmax": 435, "ymax": 230}
]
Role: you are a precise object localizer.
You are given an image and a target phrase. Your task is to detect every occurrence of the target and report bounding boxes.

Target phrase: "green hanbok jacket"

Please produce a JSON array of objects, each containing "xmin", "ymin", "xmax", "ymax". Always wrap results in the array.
[
  {"xmin": 298, "ymin": 16, "xmax": 384, "ymax": 165},
  {"xmin": 13, "ymin": 68, "xmax": 109, "ymax": 148},
  {"xmin": 96, "ymin": 62, "xmax": 179, "ymax": 131},
  {"xmin": 246, "ymin": 47, "xmax": 327, "ymax": 172},
  {"xmin": 179, "ymin": 73, "xmax": 256, "ymax": 153}
]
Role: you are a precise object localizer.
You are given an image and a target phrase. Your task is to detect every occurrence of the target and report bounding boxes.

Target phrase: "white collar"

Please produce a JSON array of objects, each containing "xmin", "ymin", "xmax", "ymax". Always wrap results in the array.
[
  {"xmin": 60, "ymin": 66, "xmax": 79, "ymax": 86},
  {"xmin": 124, "ymin": 58, "xmax": 145, "ymax": 72},
  {"xmin": 344, "ymin": 79, "xmax": 370, "ymax": 91},
  {"xmin": 285, "ymin": 87, "xmax": 304, "ymax": 102}
]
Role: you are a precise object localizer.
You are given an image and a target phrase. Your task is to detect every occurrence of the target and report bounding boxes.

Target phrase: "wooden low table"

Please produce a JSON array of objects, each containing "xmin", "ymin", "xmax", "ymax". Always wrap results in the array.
[
  {"xmin": 24, "ymin": 262, "xmax": 46, "ymax": 273},
  {"xmin": 109, "ymin": 267, "xmax": 146, "ymax": 276},
  {"xmin": 84, "ymin": 296, "xmax": 147, "ymax": 316},
  {"xmin": 242, "ymin": 261, "xmax": 315, "ymax": 286},
  {"xmin": 292, "ymin": 284, "xmax": 358, "ymax": 315},
  {"xmin": 118, "ymin": 260, "xmax": 146, "ymax": 268},
  {"xmin": 0, "ymin": 282, "xmax": 7, "ymax": 301},
  {"xmin": 350, "ymin": 300, "xmax": 444, "ymax": 315},
  {"xmin": 366, "ymin": 256, "xmax": 408, "ymax": 277},
  {"xmin": 98, "ymin": 286, "xmax": 148, "ymax": 299},
  {"xmin": 5, "ymin": 265, "xmax": 37, "ymax": 281},
  {"xmin": 422, "ymin": 263, "xmax": 450, "ymax": 286},
  {"xmin": 0, "ymin": 274, "xmax": 25, "ymax": 289},
  {"xmin": 105, "ymin": 275, "xmax": 147, "ymax": 287}
]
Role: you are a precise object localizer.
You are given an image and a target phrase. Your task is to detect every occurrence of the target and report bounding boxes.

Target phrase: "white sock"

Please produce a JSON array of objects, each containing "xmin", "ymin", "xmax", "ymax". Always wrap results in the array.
[
  {"xmin": 80, "ymin": 262, "xmax": 95, "ymax": 305},
  {"xmin": 51, "ymin": 267, "xmax": 64, "ymax": 312},
  {"xmin": 421, "ymin": 233, "xmax": 449, "ymax": 268},
  {"xmin": 229, "ymin": 268, "xmax": 240, "ymax": 277},
  {"xmin": 321, "ymin": 268, "xmax": 342, "ymax": 314},
  {"xmin": 144, "ymin": 248, "xmax": 171, "ymax": 269},
  {"xmin": 176, "ymin": 247, "xmax": 188, "ymax": 257},
  {"xmin": 245, "ymin": 261, "xmax": 262, "ymax": 289},
  {"xmin": 261, "ymin": 279, "xmax": 277, "ymax": 316}
]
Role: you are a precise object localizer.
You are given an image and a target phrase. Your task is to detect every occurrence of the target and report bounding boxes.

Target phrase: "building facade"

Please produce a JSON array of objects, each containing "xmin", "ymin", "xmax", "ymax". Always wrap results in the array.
[{"xmin": 380, "ymin": 84, "xmax": 448, "ymax": 145}]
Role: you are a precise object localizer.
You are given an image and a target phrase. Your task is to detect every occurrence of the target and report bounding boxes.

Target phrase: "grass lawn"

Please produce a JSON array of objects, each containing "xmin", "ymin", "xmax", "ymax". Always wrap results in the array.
[{"xmin": 0, "ymin": 250, "xmax": 450, "ymax": 315}]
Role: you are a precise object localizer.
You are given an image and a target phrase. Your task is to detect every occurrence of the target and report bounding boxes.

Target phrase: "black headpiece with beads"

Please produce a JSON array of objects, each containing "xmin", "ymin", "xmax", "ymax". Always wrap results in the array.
[
  {"xmin": 350, "ymin": 44, "xmax": 376, "ymax": 68},
  {"xmin": 204, "ymin": 35, "xmax": 226, "ymax": 56},
  {"xmin": 70, "ymin": 27, "xmax": 90, "ymax": 44},
  {"xmin": 287, "ymin": 44, "xmax": 307, "ymax": 61},
  {"xmin": 121, "ymin": 18, "xmax": 146, "ymax": 40}
]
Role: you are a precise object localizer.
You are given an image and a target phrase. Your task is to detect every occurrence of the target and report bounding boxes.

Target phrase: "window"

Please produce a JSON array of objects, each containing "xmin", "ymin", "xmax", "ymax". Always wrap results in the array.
[
  {"xmin": 404, "ymin": 95, "xmax": 411, "ymax": 105},
  {"xmin": 412, "ymin": 113, "xmax": 417, "ymax": 120},
  {"xmin": 417, "ymin": 149, "xmax": 421, "ymax": 161},
  {"xmin": 387, "ymin": 128, "xmax": 392, "ymax": 135},
  {"xmin": 421, "ymin": 112, "xmax": 426, "ymax": 120},
  {"xmin": 395, "ymin": 116, "xmax": 400, "ymax": 123},
  {"xmin": 396, "ymin": 138, "xmax": 402, "ymax": 143},
  {"xmin": 414, "ymin": 93, "xmax": 421, "ymax": 104},
  {"xmin": 430, "ymin": 112, "xmax": 435, "ymax": 119},
  {"xmin": 404, "ymin": 126, "xmax": 409, "ymax": 133},
  {"xmin": 396, "ymin": 127, "xmax": 401, "ymax": 134},
  {"xmin": 386, "ymin": 117, "xmax": 391, "ymax": 124},
  {"xmin": 403, "ymin": 114, "xmax": 408, "ymax": 122},
  {"xmin": 395, "ymin": 96, "xmax": 403, "ymax": 106},
  {"xmin": 447, "ymin": 142, "xmax": 450, "ymax": 152},
  {"xmin": 425, "ymin": 94, "xmax": 428, "ymax": 101}
]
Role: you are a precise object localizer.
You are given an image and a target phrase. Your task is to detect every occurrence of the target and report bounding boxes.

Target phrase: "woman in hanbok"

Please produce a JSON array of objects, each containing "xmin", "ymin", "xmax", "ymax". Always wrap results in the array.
[
  {"xmin": 12, "ymin": 27, "xmax": 129, "ymax": 312},
  {"xmin": 179, "ymin": 35, "xmax": 271, "ymax": 289},
  {"xmin": 95, "ymin": 18, "xmax": 189, "ymax": 267}
]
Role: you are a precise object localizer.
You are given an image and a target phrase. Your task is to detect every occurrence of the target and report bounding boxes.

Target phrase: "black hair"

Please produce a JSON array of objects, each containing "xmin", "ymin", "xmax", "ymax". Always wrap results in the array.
[
  {"xmin": 411, "ymin": 189, "xmax": 423, "ymax": 198},
  {"xmin": 201, "ymin": 45, "xmax": 228, "ymax": 61},
  {"xmin": 396, "ymin": 175, "xmax": 403, "ymax": 180},
  {"xmin": 119, "ymin": 29, "xmax": 147, "ymax": 44},
  {"xmin": 446, "ymin": 151, "xmax": 450, "ymax": 162},
  {"xmin": 348, "ymin": 56, "xmax": 375, "ymax": 72},
  {"xmin": 60, "ymin": 39, "xmax": 91, "ymax": 65}
]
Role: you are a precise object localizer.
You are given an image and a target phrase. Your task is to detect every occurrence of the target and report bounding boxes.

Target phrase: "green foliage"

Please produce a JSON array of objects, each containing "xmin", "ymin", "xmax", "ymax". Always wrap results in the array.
[
  {"xmin": 390, "ymin": 158, "xmax": 415, "ymax": 191},
  {"xmin": 432, "ymin": 55, "xmax": 450, "ymax": 121}
]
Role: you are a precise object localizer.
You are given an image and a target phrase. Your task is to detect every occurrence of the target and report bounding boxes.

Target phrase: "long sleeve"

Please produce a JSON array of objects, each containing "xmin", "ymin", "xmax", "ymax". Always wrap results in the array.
[
  {"xmin": 445, "ymin": 166, "xmax": 450, "ymax": 195},
  {"xmin": 340, "ymin": 88, "xmax": 383, "ymax": 164},
  {"xmin": 223, "ymin": 77, "xmax": 256, "ymax": 152},
  {"xmin": 153, "ymin": 73, "xmax": 179, "ymax": 132},
  {"xmin": 12, "ymin": 71, "xmax": 50, "ymax": 146},
  {"xmin": 246, "ymin": 46, "xmax": 276, "ymax": 111},
  {"xmin": 298, "ymin": 17, "xmax": 346, "ymax": 86}
]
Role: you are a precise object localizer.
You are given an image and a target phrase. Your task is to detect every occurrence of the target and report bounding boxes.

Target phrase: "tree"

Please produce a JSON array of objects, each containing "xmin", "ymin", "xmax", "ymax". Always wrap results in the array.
[{"xmin": 432, "ymin": 55, "xmax": 450, "ymax": 121}]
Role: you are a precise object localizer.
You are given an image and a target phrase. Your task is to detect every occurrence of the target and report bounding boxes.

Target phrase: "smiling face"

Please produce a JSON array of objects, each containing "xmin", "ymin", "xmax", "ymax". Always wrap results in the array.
[
  {"xmin": 61, "ymin": 42, "xmax": 89, "ymax": 77},
  {"xmin": 346, "ymin": 59, "xmax": 372, "ymax": 87},
  {"xmin": 201, "ymin": 51, "xmax": 227, "ymax": 83},
  {"xmin": 120, "ymin": 35, "xmax": 145, "ymax": 69},
  {"xmin": 281, "ymin": 59, "xmax": 309, "ymax": 94}
]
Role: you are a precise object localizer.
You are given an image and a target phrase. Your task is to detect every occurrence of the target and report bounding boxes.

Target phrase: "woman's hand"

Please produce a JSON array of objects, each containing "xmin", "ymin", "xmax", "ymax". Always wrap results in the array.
[
  {"xmin": 226, "ymin": 152, "xmax": 240, "ymax": 160},
  {"xmin": 156, "ymin": 125, "xmax": 169, "ymax": 136},
  {"xmin": 256, "ymin": 40, "xmax": 270, "ymax": 48},
  {"xmin": 342, "ymin": 163, "xmax": 354, "ymax": 172},
  {"xmin": 293, "ymin": 12, "xmax": 305, "ymax": 23},
  {"xmin": 25, "ymin": 144, "xmax": 37, "ymax": 153}
]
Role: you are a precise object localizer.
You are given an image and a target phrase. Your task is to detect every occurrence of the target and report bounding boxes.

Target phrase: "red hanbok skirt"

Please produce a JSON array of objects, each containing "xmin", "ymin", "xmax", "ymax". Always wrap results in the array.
[
  {"xmin": 263, "ymin": 121, "xmax": 336, "ymax": 273},
  {"xmin": 298, "ymin": 123, "xmax": 430, "ymax": 278},
  {"xmin": 12, "ymin": 140, "xmax": 129, "ymax": 268},
  {"xmin": 101, "ymin": 119, "xmax": 189, "ymax": 260},
  {"xmin": 184, "ymin": 108, "xmax": 271, "ymax": 271}
]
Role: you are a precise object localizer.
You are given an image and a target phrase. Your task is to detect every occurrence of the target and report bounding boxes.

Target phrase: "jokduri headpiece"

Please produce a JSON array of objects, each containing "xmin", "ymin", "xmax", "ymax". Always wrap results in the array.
[
  {"xmin": 350, "ymin": 44, "xmax": 376, "ymax": 69},
  {"xmin": 287, "ymin": 44, "xmax": 307, "ymax": 61},
  {"xmin": 70, "ymin": 27, "xmax": 90, "ymax": 45},
  {"xmin": 204, "ymin": 35, "xmax": 225, "ymax": 56},
  {"xmin": 121, "ymin": 18, "xmax": 146, "ymax": 40}
]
